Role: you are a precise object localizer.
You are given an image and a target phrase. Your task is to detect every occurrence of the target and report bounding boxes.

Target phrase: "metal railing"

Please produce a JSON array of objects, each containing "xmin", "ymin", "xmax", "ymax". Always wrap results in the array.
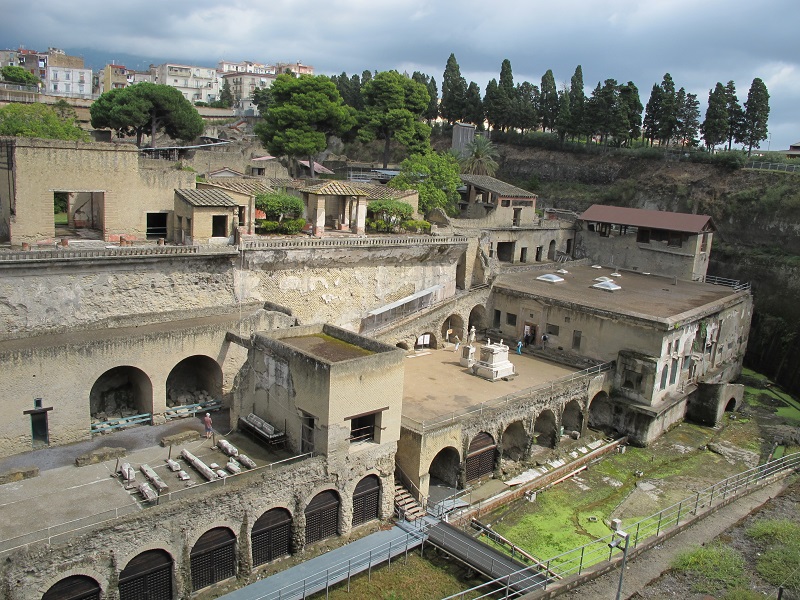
[
  {"xmin": 241, "ymin": 235, "xmax": 468, "ymax": 250},
  {"xmin": 745, "ymin": 161, "xmax": 800, "ymax": 174},
  {"xmin": 244, "ymin": 526, "xmax": 429, "ymax": 600},
  {"xmin": 401, "ymin": 362, "xmax": 613, "ymax": 433},
  {"xmin": 394, "ymin": 464, "xmax": 428, "ymax": 510},
  {"xmin": 701, "ymin": 274, "xmax": 751, "ymax": 292},
  {"xmin": 0, "ymin": 450, "xmax": 316, "ymax": 557},
  {"xmin": 442, "ymin": 451, "xmax": 800, "ymax": 599}
]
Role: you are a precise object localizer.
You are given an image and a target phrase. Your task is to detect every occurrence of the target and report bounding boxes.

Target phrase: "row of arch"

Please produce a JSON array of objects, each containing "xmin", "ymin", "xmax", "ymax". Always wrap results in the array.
[
  {"xmin": 395, "ymin": 305, "xmax": 487, "ymax": 351},
  {"xmin": 89, "ymin": 355, "xmax": 222, "ymax": 419},
  {"xmin": 40, "ymin": 476, "xmax": 381, "ymax": 600},
  {"xmin": 429, "ymin": 395, "xmax": 610, "ymax": 488}
]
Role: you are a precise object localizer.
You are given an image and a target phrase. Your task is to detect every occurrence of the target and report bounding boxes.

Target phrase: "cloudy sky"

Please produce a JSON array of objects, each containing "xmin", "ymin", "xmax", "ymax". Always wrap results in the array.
[{"xmin": 3, "ymin": 0, "xmax": 798, "ymax": 150}]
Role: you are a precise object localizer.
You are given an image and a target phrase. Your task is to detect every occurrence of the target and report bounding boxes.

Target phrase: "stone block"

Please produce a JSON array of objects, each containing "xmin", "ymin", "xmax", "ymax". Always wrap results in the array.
[
  {"xmin": 0, "ymin": 465, "xmax": 39, "ymax": 485},
  {"xmin": 161, "ymin": 429, "xmax": 201, "ymax": 447},
  {"xmin": 75, "ymin": 446, "xmax": 127, "ymax": 467}
]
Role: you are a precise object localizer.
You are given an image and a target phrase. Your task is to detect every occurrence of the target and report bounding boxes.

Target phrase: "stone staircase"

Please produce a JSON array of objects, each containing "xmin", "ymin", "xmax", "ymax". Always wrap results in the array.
[{"xmin": 394, "ymin": 482, "xmax": 427, "ymax": 521}]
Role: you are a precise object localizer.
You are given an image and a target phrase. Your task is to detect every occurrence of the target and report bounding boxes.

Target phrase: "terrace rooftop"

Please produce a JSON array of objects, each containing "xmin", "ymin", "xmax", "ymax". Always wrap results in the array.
[{"xmin": 401, "ymin": 344, "xmax": 579, "ymax": 427}]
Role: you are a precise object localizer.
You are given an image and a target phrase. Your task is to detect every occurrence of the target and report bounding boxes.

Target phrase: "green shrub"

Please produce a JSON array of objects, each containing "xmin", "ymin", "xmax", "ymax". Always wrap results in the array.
[
  {"xmin": 367, "ymin": 218, "xmax": 391, "ymax": 233},
  {"xmin": 401, "ymin": 219, "xmax": 431, "ymax": 233},
  {"xmin": 281, "ymin": 218, "xmax": 306, "ymax": 234},
  {"xmin": 367, "ymin": 199, "xmax": 414, "ymax": 227},
  {"xmin": 672, "ymin": 544, "xmax": 747, "ymax": 593},
  {"xmin": 255, "ymin": 191, "xmax": 304, "ymax": 221},
  {"xmin": 688, "ymin": 150, "xmax": 746, "ymax": 171},
  {"xmin": 255, "ymin": 218, "xmax": 306, "ymax": 234}
]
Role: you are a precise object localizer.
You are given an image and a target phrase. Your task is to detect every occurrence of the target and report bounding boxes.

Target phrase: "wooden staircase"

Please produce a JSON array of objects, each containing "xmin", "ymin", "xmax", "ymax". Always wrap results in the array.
[{"xmin": 394, "ymin": 482, "xmax": 427, "ymax": 521}]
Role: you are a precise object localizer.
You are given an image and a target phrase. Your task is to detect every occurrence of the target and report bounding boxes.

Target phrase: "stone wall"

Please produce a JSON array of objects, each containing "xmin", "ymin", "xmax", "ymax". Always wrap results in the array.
[
  {"xmin": 0, "ymin": 307, "xmax": 293, "ymax": 458},
  {"xmin": 2, "ymin": 138, "xmax": 194, "ymax": 246},
  {"xmin": 0, "ymin": 253, "xmax": 239, "ymax": 338},
  {"xmin": 1, "ymin": 446, "xmax": 396, "ymax": 600}
]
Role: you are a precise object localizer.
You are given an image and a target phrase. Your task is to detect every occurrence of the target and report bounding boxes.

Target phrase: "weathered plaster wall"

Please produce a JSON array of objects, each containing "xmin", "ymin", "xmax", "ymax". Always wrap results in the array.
[
  {"xmin": 576, "ymin": 228, "xmax": 710, "ymax": 280},
  {"xmin": 0, "ymin": 254, "xmax": 239, "ymax": 338},
  {"xmin": 0, "ymin": 308, "xmax": 291, "ymax": 458}
]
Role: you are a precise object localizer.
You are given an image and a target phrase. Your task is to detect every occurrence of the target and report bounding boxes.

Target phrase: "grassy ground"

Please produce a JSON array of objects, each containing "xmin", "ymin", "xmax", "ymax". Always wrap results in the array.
[
  {"xmin": 312, "ymin": 549, "xmax": 482, "ymax": 600},
  {"xmin": 54, "ymin": 212, "xmax": 67, "ymax": 225}
]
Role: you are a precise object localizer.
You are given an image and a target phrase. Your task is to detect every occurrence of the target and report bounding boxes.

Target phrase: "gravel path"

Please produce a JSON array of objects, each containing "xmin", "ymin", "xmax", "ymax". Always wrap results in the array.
[{"xmin": 554, "ymin": 477, "xmax": 793, "ymax": 600}]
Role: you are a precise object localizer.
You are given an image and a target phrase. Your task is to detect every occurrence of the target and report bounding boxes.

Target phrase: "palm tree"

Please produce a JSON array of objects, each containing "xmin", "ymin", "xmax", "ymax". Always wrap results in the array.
[{"xmin": 459, "ymin": 135, "xmax": 500, "ymax": 176}]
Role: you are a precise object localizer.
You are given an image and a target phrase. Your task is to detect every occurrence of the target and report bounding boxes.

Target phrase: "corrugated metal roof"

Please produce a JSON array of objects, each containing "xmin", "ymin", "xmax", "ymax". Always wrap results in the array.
[
  {"xmin": 299, "ymin": 181, "xmax": 368, "ymax": 196},
  {"xmin": 298, "ymin": 160, "xmax": 335, "ymax": 174},
  {"xmin": 459, "ymin": 175, "xmax": 537, "ymax": 198},
  {"xmin": 175, "ymin": 188, "xmax": 238, "ymax": 207},
  {"xmin": 580, "ymin": 205, "xmax": 715, "ymax": 233}
]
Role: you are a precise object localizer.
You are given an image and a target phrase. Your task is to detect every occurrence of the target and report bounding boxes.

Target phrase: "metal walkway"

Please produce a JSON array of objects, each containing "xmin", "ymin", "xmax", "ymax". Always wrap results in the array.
[
  {"xmin": 219, "ymin": 524, "xmax": 424, "ymax": 600},
  {"xmin": 426, "ymin": 521, "xmax": 547, "ymax": 594}
]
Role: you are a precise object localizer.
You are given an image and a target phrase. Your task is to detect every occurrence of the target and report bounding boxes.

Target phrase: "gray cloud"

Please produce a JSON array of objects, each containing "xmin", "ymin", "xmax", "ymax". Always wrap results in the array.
[{"xmin": 2, "ymin": 0, "xmax": 798, "ymax": 148}]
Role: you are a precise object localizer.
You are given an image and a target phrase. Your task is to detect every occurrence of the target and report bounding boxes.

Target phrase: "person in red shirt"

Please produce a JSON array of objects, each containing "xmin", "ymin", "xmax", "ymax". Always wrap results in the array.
[{"xmin": 203, "ymin": 413, "xmax": 213, "ymax": 439}]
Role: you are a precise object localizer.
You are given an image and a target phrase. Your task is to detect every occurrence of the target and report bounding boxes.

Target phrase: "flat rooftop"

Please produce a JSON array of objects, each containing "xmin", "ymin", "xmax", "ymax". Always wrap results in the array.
[
  {"xmin": 280, "ymin": 333, "xmax": 373, "ymax": 362},
  {"xmin": 494, "ymin": 265, "xmax": 743, "ymax": 322},
  {"xmin": 401, "ymin": 344, "xmax": 578, "ymax": 425}
]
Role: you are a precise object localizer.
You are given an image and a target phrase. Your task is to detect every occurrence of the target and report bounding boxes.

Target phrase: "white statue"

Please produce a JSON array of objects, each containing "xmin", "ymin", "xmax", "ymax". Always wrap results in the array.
[{"xmin": 468, "ymin": 326, "xmax": 476, "ymax": 345}]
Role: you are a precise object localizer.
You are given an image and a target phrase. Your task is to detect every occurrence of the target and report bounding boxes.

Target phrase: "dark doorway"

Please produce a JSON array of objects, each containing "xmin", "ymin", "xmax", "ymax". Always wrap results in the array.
[
  {"xmin": 252, "ymin": 508, "xmax": 292, "ymax": 567},
  {"xmin": 520, "ymin": 247, "xmax": 528, "ymax": 263},
  {"xmin": 190, "ymin": 527, "xmax": 237, "ymax": 591},
  {"xmin": 90, "ymin": 366, "xmax": 152, "ymax": 420},
  {"xmin": 512, "ymin": 208, "xmax": 521, "ymax": 227},
  {"xmin": 119, "ymin": 549, "xmax": 173, "ymax": 600},
  {"xmin": 166, "ymin": 355, "xmax": 222, "ymax": 409},
  {"xmin": 456, "ymin": 252, "xmax": 467, "ymax": 290},
  {"xmin": 31, "ymin": 411, "xmax": 49, "ymax": 445},
  {"xmin": 305, "ymin": 490, "xmax": 340, "ymax": 544},
  {"xmin": 301, "ymin": 413, "xmax": 315, "ymax": 454},
  {"xmin": 535, "ymin": 246, "xmax": 543, "ymax": 261},
  {"xmin": 548, "ymin": 240, "xmax": 556, "ymax": 260},
  {"xmin": 43, "ymin": 575, "xmax": 101, "ymax": 600},
  {"xmin": 429, "ymin": 446, "xmax": 461, "ymax": 488},
  {"xmin": 496, "ymin": 241, "xmax": 514, "ymax": 262},
  {"xmin": 534, "ymin": 410, "xmax": 557, "ymax": 448},
  {"xmin": 466, "ymin": 432, "xmax": 496, "ymax": 482},
  {"xmin": 212, "ymin": 215, "xmax": 228, "ymax": 237},
  {"xmin": 146, "ymin": 213, "xmax": 168, "ymax": 240},
  {"xmin": 352, "ymin": 475, "xmax": 381, "ymax": 527}
]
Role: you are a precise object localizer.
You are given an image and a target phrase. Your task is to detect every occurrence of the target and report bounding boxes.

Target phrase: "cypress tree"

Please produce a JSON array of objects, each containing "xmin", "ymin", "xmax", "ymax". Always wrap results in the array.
[
  {"xmin": 724, "ymin": 80, "xmax": 745, "ymax": 150},
  {"xmin": 741, "ymin": 77, "xmax": 770, "ymax": 155},
  {"xmin": 700, "ymin": 83, "xmax": 728, "ymax": 150},
  {"xmin": 441, "ymin": 53, "xmax": 467, "ymax": 124},
  {"xmin": 540, "ymin": 69, "xmax": 559, "ymax": 132},
  {"xmin": 568, "ymin": 65, "xmax": 585, "ymax": 140}
]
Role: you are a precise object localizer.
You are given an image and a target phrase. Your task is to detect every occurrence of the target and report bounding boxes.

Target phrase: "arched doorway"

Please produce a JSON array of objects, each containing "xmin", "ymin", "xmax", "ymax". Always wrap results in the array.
[
  {"xmin": 588, "ymin": 392, "xmax": 615, "ymax": 435},
  {"xmin": 396, "ymin": 342, "xmax": 410, "ymax": 351},
  {"xmin": 562, "ymin": 400, "xmax": 583, "ymax": 434},
  {"xmin": 305, "ymin": 490, "xmax": 340, "ymax": 544},
  {"xmin": 90, "ymin": 366, "xmax": 152, "ymax": 420},
  {"xmin": 725, "ymin": 398, "xmax": 736, "ymax": 412},
  {"xmin": 119, "ymin": 549, "xmax": 173, "ymax": 600},
  {"xmin": 547, "ymin": 239, "xmax": 556, "ymax": 260},
  {"xmin": 534, "ymin": 410, "xmax": 557, "ymax": 448},
  {"xmin": 252, "ymin": 508, "xmax": 292, "ymax": 567},
  {"xmin": 352, "ymin": 475, "xmax": 381, "ymax": 527},
  {"xmin": 466, "ymin": 432, "xmax": 497, "ymax": 482},
  {"xmin": 414, "ymin": 332, "xmax": 438, "ymax": 350},
  {"xmin": 429, "ymin": 446, "xmax": 460, "ymax": 488},
  {"xmin": 468, "ymin": 305, "xmax": 487, "ymax": 335},
  {"xmin": 190, "ymin": 527, "xmax": 237, "ymax": 591},
  {"xmin": 42, "ymin": 576, "xmax": 101, "ymax": 600},
  {"xmin": 441, "ymin": 314, "xmax": 465, "ymax": 344},
  {"xmin": 166, "ymin": 355, "xmax": 222, "ymax": 408},
  {"xmin": 501, "ymin": 421, "xmax": 528, "ymax": 460}
]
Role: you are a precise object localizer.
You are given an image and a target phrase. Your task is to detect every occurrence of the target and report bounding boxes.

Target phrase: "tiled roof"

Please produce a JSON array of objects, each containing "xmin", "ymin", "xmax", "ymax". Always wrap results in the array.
[
  {"xmin": 347, "ymin": 182, "xmax": 416, "ymax": 200},
  {"xmin": 267, "ymin": 178, "xmax": 304, "ymax": 190},
  {"xmin": 580, "ymin": 205, "xmax": 715, "ymax": 233},
  {"xmin": 175, "ymin": 188, "xmax": 238, "ymax": 207},
  {"xmin": 298, "ymin": 160, "xmax": 335, "ymax": 175},
  {"xmin": 299, "ymin": 181, "xmax": 368, "ymax": 196},
  {"xmin": 459, "ymin": 175, "xmax": 537, "ymax": 198},
  {"xmin": 199, "ymin": 178, "xmax": 274, "ymax": 196}
]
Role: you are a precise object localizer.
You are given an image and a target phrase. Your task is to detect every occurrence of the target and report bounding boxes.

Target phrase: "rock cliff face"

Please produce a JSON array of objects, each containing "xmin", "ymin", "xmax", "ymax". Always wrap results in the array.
[{"xmin": 496, "ymin": 145, "xmax": 800, "ymax": 394}]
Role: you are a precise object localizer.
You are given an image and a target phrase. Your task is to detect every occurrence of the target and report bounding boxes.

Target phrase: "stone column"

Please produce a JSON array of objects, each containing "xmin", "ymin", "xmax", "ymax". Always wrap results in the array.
[
  {"xmin": 340, "ymin": 199, "xmax": 350, "ymax": 230},
  {"xmin": 352, "ymin": 197, "xmax": 367, "ymax": 235},
  {"xmin": 313, "ymin": 196, "xmax": 326, "ymax": 237}
]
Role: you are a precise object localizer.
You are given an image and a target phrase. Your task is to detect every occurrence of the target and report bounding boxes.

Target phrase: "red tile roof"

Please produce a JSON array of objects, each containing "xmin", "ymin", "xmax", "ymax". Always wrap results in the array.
[{"xmin": 580, "ymin": 205, "xmax": 715, "ymax": 233}]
